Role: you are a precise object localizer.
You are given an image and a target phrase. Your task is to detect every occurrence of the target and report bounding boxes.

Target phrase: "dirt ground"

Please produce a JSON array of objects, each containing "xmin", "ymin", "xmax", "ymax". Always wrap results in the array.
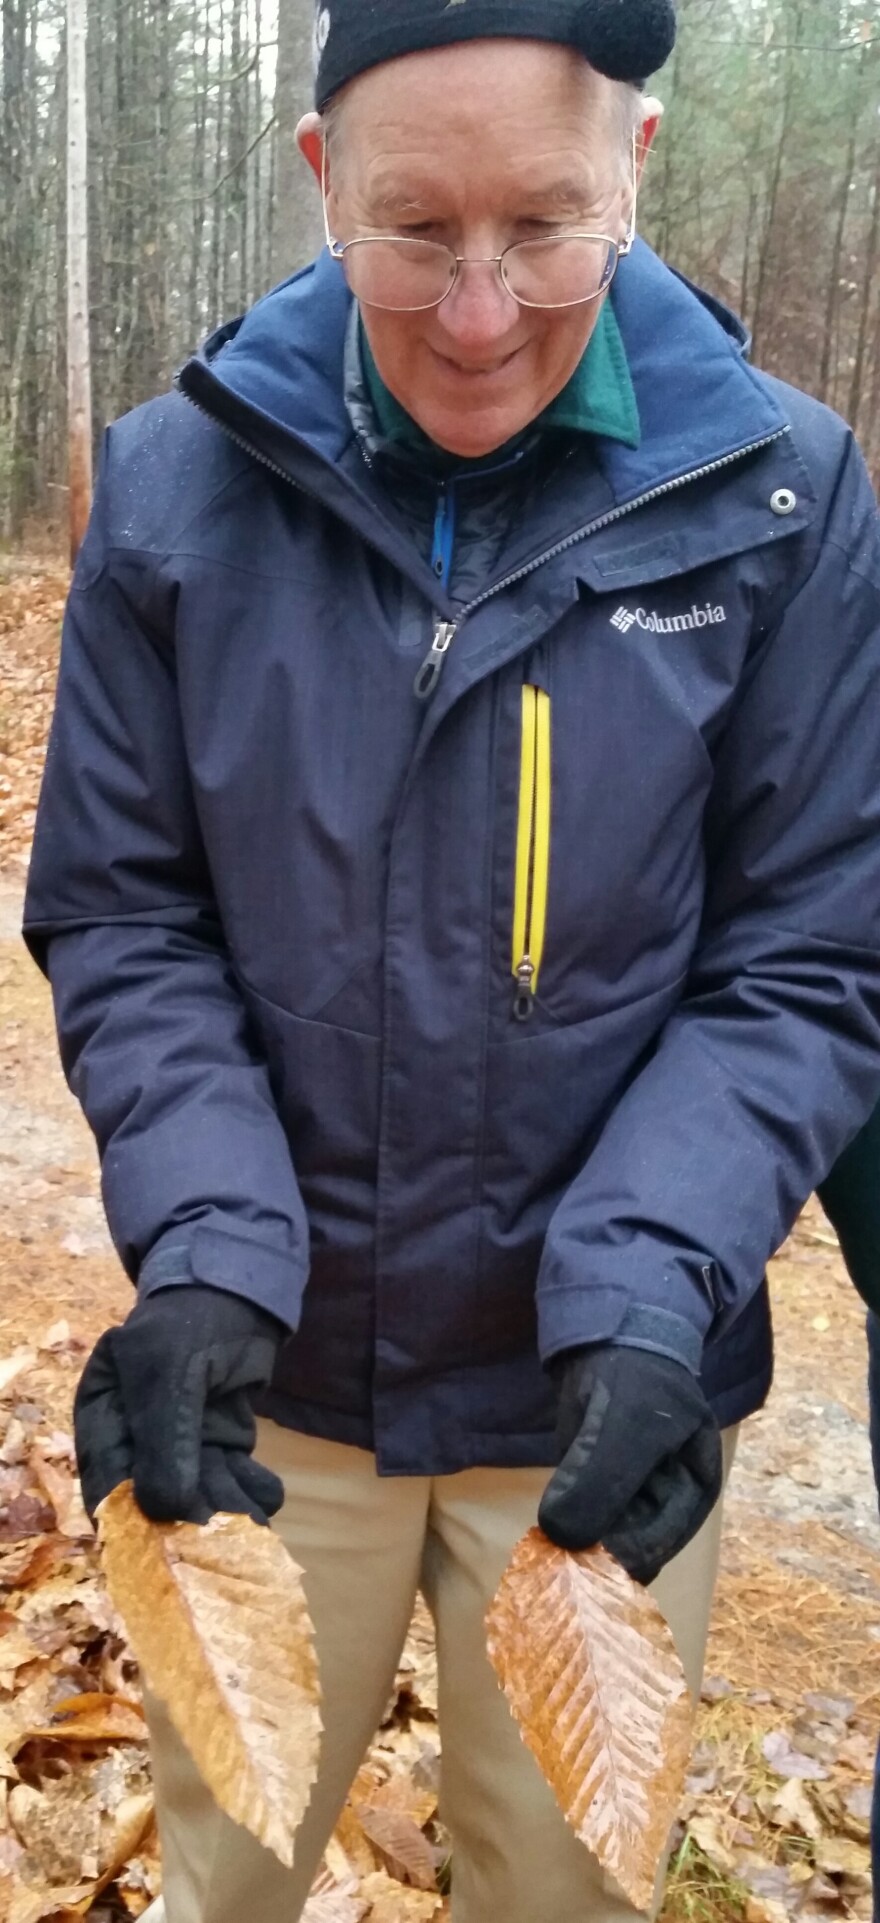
[{"xmin": 0, "ymin": 564, "xmax": 877, "ymax": 1922}]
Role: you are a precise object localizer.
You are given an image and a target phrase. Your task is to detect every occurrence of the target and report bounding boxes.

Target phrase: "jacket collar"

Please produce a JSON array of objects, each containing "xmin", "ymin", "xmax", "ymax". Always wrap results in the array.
[
  {"xmin": 356, "ymin": 299, "xmax": 641, "ymax": 464},
  {"xmin": 176, "ymin": 240, "xmax": 807, "ymax": 602}
]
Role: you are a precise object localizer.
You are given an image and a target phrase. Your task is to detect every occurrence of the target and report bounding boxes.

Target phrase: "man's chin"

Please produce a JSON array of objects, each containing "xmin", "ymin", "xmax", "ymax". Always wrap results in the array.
[{"xmin": 414, "ymin": 404, "xmax": 530, "ymax": 460}]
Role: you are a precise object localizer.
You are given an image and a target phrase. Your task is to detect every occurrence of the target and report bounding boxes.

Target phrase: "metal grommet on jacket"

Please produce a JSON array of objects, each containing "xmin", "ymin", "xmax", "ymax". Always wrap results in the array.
[{"xmin": 770, "ymin": 487, "xmax": 797, "ymax": 516}]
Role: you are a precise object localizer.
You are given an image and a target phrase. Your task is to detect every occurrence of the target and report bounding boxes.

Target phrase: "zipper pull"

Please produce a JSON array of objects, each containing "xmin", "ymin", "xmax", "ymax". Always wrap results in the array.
[
  {"xmin": 513, "ymin": 956, "xmax": 536, "ymax": 1022},
  {"xmin": 414, "ymin": 619, "xmax": 457, "ymax": 701}
]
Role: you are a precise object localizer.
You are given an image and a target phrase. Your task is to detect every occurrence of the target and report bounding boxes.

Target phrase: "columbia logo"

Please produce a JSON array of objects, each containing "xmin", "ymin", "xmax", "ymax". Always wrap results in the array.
[{"xmin": 610, "ymin": 601, "xmax": 727, "ymax": 635}]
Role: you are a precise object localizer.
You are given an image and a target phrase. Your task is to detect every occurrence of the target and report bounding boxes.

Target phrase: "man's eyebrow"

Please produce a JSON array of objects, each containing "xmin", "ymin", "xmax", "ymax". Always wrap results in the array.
[
  {"xmin": 365, "ymin": 178, "xmax": 599, "ymax": 216},
  {"xmin": 516, "ymin": 178, "xmax": 599, "ymax": 210},
  {"xmin": 367, "ymin": 184, "xmax": 435, "ymax": 214}
]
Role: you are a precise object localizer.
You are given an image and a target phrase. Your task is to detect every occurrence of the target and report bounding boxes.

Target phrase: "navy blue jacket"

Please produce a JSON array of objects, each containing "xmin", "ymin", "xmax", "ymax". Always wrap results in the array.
[{"xmin": 24, "ymin": 242, "xmax": 880, "ymax": 1473}]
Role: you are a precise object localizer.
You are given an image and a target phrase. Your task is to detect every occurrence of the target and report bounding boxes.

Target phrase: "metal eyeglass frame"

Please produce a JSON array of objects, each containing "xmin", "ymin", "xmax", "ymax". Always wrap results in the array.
[{"xmin": 320, "ymin": 138, "xmax": 639, "ymax": 313}]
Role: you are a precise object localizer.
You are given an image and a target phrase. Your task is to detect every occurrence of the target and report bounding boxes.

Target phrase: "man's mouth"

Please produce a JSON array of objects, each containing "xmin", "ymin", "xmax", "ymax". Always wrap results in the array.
[{"xmin": 432, "ymin": 344, "xmax": 524, "ymax": 380}]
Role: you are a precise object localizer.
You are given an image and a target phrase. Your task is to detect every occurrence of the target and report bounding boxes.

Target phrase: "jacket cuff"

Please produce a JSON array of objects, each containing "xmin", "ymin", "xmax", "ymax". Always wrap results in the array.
[
  {"xmin": 604, "ymin": 1303, "xmax": 704, "ymax": 1374},
  {"xmin": 539, "ymin": 1283, "xmax": 710, "ymax": 1374},
  {"xmin": 138, "ymin": 1223, "xmax": 305, "ymax": 1332}
]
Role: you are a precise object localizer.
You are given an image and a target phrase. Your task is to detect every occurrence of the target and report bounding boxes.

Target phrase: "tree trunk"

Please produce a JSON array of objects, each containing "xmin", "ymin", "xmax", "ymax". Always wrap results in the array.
[
  {"xmin": 848, "ymin": 151, "xmax": 879, "ymax": 435},
  {"xmin": 817, "ymin": 50, "xmax": 864, "ymax": 405},
  {"xmin": 749, "ymin": 6, "xmax": 802, "ymax": 368},
  {"xmin": 208, "ymin": 0, "xmax": 227, "ymax": 325},
  {"xmin": 272, "ymin": 0, "xmax": 321, "ymax": 281},
  {"xmin": 187, "ymin": 0, "xmax": 209, "ymax": 346},
  {"xmin": 66, "ymin": 0, "xmax": 92, "ymax": 564}
]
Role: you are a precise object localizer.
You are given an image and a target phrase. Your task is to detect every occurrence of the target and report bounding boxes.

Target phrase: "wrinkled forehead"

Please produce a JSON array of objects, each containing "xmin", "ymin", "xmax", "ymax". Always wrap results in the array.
[{"xmin": 327, "ymin": 37, "xmax": 629, "ymax": 184}]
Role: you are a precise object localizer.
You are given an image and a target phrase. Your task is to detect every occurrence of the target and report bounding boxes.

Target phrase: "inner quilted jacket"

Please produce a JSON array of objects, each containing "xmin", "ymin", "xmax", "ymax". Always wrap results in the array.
[{"xmin": 23, "ymin": 240, "xmax": 880, "ymax": 1474}]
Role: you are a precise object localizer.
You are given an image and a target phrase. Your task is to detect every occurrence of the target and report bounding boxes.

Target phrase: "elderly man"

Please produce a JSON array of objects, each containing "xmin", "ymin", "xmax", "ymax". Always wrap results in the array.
[{"xmin": 24, "ymin": 2, "xmax": 880, "ymax": 1919}]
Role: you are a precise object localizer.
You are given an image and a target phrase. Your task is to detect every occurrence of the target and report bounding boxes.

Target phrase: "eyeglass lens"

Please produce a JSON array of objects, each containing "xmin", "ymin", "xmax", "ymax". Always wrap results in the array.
[{"xmin": 340, "ymin": 235, "xmax": 618, "ymax": 312}]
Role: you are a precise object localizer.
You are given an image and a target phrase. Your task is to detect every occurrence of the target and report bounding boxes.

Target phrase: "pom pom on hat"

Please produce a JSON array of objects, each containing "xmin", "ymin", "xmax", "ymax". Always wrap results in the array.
[
  {"xmin": 314, "ymin": 0, "xmax": 676, "ymax": 110},
  {"xmin": 573, "ymin": 0, "xmax": 676, "ymax": 82}
]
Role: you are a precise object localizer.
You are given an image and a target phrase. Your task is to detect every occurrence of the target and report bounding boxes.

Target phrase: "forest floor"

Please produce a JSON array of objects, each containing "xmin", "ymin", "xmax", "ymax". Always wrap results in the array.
[{"xmin": 0, "ymin": 562, "xmax": 877, "ymax": 1923}]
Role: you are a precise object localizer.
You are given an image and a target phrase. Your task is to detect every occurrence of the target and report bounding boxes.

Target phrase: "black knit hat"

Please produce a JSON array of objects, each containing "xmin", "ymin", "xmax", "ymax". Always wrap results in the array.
[{"xmin": 314, "ymin": 0, "xmax": 676, "ymax": 111}]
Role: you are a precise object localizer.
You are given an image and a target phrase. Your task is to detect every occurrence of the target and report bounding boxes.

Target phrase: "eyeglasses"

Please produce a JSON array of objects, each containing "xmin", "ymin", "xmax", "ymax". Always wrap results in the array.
[{"xmin": 321, "ymin": 142, "xmax": 638, "ymax": 314}]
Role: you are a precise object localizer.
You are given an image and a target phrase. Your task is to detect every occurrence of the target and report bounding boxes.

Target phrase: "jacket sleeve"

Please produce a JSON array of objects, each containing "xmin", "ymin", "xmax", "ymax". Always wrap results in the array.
[
  {"xmin": 23, "ymin": 432, "xmax": 309, "ymax": 1328},
  {"xmin": 538, "ymin": 433, "xmax": 880, "ymax": 1370}
]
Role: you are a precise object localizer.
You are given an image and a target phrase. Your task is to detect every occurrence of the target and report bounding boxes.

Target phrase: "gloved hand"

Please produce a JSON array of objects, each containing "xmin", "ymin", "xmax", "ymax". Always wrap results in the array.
[
  {"xmin": 74, "ymin": 1284, "xmax": 285, "ymax": 1528},
  {"xmin": 538, "ymin": 1344, "xmax": 722, "ymax": 1586}
]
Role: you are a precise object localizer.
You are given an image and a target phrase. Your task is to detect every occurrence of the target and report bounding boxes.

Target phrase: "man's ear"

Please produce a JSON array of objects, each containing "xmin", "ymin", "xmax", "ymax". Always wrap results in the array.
[
  {"xmin": 296, "ymin": 112, "xmax": 325, "ymax": 187},
  {"xmin": 636, "ymin": 95, "xmax": 664, "ymax": 183}
]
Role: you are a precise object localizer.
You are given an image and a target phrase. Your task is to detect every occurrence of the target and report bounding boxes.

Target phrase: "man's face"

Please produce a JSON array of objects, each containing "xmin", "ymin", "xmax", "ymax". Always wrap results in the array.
[{"xmin": 315, "ymin": 41, "xmax": 631, "ymax": 459}]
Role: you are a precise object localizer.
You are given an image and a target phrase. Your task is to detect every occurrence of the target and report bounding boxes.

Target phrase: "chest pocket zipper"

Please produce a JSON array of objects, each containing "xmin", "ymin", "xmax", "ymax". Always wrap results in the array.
[{"xmin": 512, "ymin": 685, "xmax": 552, "ymax": 1022}]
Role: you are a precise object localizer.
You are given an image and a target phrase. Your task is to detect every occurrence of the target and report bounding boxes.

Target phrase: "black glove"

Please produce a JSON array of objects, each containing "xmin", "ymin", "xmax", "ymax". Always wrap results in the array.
[
  {"xmin": 538, "ymin": 1344, "xmax": 722, "ymax": 1586},
  {"xmin": 74, "ymin": 1284, "xmax": 285, "ymax": 1528}
]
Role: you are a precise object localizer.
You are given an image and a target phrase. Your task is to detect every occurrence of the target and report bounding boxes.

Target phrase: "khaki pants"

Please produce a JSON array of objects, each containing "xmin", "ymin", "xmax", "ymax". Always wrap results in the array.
[{"xmin": 143, "ymin": 1421, "xmax": 737, "ymax": 1923}]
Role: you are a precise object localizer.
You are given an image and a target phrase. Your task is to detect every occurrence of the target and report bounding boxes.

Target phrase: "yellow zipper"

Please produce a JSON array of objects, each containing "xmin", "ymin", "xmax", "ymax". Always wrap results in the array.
[{"xmin": 512, "ymin": 685, "xmax": 551, "ymax": 1021}]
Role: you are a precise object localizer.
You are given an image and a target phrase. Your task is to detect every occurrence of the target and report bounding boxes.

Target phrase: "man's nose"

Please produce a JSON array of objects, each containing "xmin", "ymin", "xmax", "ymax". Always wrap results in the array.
[{"xmin": 435, "ymin": 259, "xmax": 520, "ymax": 347}]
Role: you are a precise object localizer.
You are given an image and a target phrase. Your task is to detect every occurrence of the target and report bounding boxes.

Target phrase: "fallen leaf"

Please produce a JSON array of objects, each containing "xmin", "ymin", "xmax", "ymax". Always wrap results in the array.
[
  {"xmin": 761, "ymin": 1730, "xmax": 828, "ymax": 1780},
  {"xmin": 0, "ymin": 1418, "xmax": 29, "ymax": 1466},
  {"xmin": 24, "ymin": 1691, "xmax": 148, "ymax": 1745},
  {"xmin": 836, "ymin": 1729, "xmax": 876, "ymax": 1773},
  {"xmin": 0, "ymin": 1826, "xmax": 25, "ymax": 1871},
  {"xmin": 0, "ymin": 1490, "xmax": 56, "ymax": 1542},
  {"xmin": 803, "ymin": 1692, "xmax": 854, "ymax": 1723},
  {"xmin": 684, "ymin": 1747, "xmax": 718, "ymax": 1796},
  {"xmin": 355, "ymin": 1772, "xmax": 437, "ymax": 1831},
  {"xmin": 8, "ymin": 1775, "xmax": 102, "ymax": 1882},
  {"xmin": 743, "ymin": 1901, "xmax": 789, "ymax": 1923},
  {"xmin": 799, "ymin": 1870, "xmax": 844, "ymax": 1903},
  {"xmin": 0, "ymin": 1537, "xmax": 59, "ymax": 1589},
  {"xmin": 116, "ymin": 1830, "xmax": 163, "ymax": 1916},
  {"xmin": 0, "ymin": 1619, "xmax": 43, "ymax": 1687},
  {"xmin": 686, "ymin": 1814, "xmax": 736, "ymax": 1874},
  {"xmin": 303, "ymin": 1871, "xmax": 369, "ymax": 1922},
  {"xmin": 813, "ymin": 1835, "xmax": 873, "ymax": 1878},
  {"xmin": 0, "ymin": 1353, "xmax": 37, "ymax": 1396},
  {"xmin": 486, "ymin": 1532, "xmax": 693, "ymax": 1911},
  {"xmin": 735, "ymin": 1857, "xmax": 806, "ymax": 1903},
  {"xmin": 31, "ymin": 1460, "xmax": 91, "ymax": 1539},
  {"xmin": 16, "ymin": 1572, "xmax": 120, "ymax": 1636},
  {"xmin": 765, "ymin": 1777, "xmax": 823, "ymax": 1840},
  {"xmin": 699, "ymin": 1676, "xmax": 734, "ymax": 1703},
  {"xmin": 70, "ymin": 1792, "xmax": 155, "ymax": 1913},
  {"xmin": 324, "ymin": 1831, "xmax": 363, "ymax": 1887},
  {"xmin": 97, "ymin": 1481, "xmax": 322, "ymax": 1867},
  {"xmin": 32, "ymin": 1432, "xmax": 76, "ymax": 1466},
  {"xmin": 8, "ymin": 1883, "xmax": 93, "ymax": 1923},
  {"xmin": 332, "ymin": 1806, "xmax": 380, "ymax": 1879},
  {"xmin": 357, "ymin": 1802, "xmax": 437, "ymax": 1890},
  {"xmin": 409, "ymin": 1741, "xmax": 440, "ymax": 1798},
  {"xmin": 358, "ymin": 1869, "xmax": 443, "ymax": 1921},
  {"xmin": 3, "ymin": 1789, "xmax": 153, "ymax": 1921},
  {"xmin": 841, "ymin": 1782, "xmax": 873, "ymax": 1839}
]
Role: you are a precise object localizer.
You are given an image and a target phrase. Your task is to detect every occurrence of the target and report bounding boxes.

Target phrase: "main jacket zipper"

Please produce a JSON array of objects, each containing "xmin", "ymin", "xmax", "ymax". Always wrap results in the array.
[
  {"xmin": 512, "ymin": 685, "xmax": 552, "ymax": 1021},
  {"xmin": 412, "ymin": 428, "xmax": 789, "ymax": 701}
]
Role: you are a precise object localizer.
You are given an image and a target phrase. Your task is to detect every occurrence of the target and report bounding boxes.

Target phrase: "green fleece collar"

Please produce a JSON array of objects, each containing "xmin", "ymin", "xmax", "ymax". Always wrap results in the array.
[{"xmin": 361, "ymin": 297, "xmax": 641, "ymax": 460}]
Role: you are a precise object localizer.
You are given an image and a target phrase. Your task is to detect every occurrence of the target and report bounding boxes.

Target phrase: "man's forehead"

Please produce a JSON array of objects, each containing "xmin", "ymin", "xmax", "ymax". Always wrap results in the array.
[
  {"xmin": 360, "ymin": 161, "xmax": 607, "ymax": 215},
  {"xmin": 336, "ymin": 52, "xmax": 618, "ymax": 193},
  {"xmin": 337, "ymin": 34, "xmax": 615, "ymax": 135}
]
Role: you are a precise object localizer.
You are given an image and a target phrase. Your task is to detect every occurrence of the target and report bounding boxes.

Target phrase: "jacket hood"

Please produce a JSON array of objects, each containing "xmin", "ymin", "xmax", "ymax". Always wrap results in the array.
[{"xmin": 186, "ymin": 239, "xmax": 787, "ymax": 509}]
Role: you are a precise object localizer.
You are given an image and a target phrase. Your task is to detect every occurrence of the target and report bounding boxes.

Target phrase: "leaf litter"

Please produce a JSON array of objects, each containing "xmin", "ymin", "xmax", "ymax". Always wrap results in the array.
[{"xmin": 0, "ymin": 568, "xmax": 877, "ymax": 1920}]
